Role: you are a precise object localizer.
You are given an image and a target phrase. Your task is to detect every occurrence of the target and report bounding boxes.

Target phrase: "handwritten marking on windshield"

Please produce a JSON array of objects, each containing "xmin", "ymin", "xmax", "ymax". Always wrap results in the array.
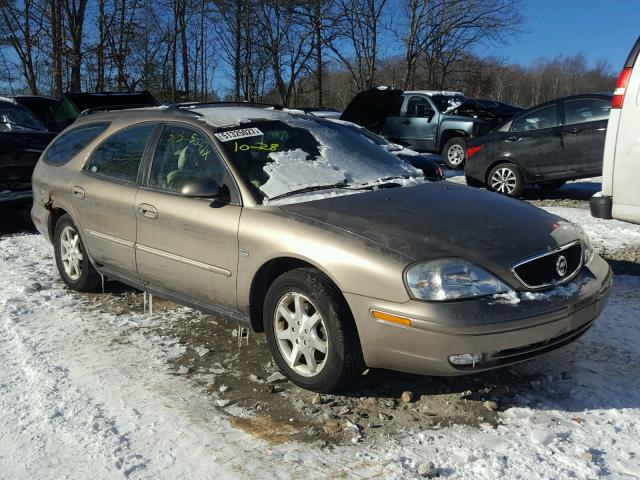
[{"xmin": 233, "ymin": 142, "xmax": 279, "ymax": 152}]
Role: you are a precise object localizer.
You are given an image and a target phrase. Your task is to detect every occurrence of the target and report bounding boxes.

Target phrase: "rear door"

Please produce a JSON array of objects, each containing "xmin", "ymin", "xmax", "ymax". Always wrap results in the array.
[
  {"xmin": 70, "ymin": 123, "xmax": 158, "ymax": 278},
  {"xmin": 507, "ymin": 102, "xmax": 567, "ymax": 180},
  {"xmin": 134, "ymin": 123, "xmax": 242, "ymax": 310},
  {"xmin": 561, "ymin": 97, "xmax": 610, "ymax": 175}
]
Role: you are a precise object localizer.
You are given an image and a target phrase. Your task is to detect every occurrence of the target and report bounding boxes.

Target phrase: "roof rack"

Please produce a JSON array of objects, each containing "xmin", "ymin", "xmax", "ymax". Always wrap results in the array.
[
  {"xmin": 176, "ymin": 101, "xmax": 285, "ymax": 110},
  {"xmin": 79, "ymin": 104, "xmax": 167, "ymax": 116}
]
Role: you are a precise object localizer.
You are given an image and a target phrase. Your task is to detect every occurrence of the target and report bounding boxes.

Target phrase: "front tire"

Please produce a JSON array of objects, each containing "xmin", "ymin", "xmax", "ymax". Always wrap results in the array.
[
  {"xmin": 488, "ymin": 163, "xmax": 524, "ymax": 197},
  {"xmin": 263, "ymin": 268, "xmax": 364, "ymax": 393},
  {"xmin": 442, "ymin": 137, "xmax": 467, "ymax": 170},
  {"xmin": 54, "ymin": 214, "xmax": 101, "ymax": 292}
]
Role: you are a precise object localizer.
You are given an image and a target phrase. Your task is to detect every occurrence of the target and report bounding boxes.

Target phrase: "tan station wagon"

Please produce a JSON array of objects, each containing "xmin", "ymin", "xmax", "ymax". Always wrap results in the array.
[{"xmin": 31, "ymin": 104, "xmax": 612, "ymax": 392}]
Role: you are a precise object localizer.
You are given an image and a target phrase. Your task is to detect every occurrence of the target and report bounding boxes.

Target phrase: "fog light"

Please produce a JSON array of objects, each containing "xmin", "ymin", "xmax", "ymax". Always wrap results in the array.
[{"xmin": 449, "ymin": 353, "xmax": 482, "ymax": 367}]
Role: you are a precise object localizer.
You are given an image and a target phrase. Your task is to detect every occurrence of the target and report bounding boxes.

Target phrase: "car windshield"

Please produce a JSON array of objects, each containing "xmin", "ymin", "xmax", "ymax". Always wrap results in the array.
[
  {"xmin": 430, "ymin": 94, "xmax": 466, "ymax": 112},
  {"xmin": 0, "ymin": 102, "xmax": 47, "ymax": 132},
  {"xmin": 214, "ymin": 117, "xmax": 422, "ymax": 202}
]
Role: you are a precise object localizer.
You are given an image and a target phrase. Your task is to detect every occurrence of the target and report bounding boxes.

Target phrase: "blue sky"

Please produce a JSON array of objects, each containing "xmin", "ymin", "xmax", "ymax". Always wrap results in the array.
[{"xmin": 479, "ymin": 0, "xmax": 640, "ymax": 71}]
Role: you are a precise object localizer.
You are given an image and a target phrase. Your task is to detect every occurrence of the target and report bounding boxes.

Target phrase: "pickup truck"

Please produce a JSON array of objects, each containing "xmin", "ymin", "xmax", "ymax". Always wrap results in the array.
[{"xmin": 340, "ymin": 88, "xmax": 521, "ymax": 169}]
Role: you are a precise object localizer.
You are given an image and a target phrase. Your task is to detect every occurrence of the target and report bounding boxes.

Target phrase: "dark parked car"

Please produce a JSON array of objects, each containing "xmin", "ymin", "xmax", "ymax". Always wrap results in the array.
[
  {"xmin": 11, "ymin": 95, "xmax": 59, "ymax": 125},
  {"xmin": 0, "ymin": 98, "xmax": 56, "ymax": 203},
  {"xmin": 465, "ymin": 94, "xmax": 612, "ymax": 197},
  {"xmin": 340, "ymin": 88, "xmax": 521, "ymax": 170}
]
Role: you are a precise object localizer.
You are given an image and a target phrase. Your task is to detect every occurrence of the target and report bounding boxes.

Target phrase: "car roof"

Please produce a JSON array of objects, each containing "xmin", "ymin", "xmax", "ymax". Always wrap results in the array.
[
  {"xmin": 404, "ymin": 90, "xmax": 465, "ymax": 97},
  {"xmin": 71, "ymin": 104, "xmax": 316, "ymax": 129}
]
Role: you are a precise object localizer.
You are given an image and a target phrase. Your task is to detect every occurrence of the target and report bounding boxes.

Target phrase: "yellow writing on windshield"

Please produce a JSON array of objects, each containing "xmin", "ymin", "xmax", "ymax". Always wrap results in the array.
[{"xmin": 233, "ymin": 141, "xmax": 279, "ymax": 152}]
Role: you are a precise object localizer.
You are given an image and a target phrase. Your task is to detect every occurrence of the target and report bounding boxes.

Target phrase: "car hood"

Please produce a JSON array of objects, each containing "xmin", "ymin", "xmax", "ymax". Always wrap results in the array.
[
  {"xmin": 340, "ymin": 88, "xmax": 403, "ymax": 134},
  {"xmin": 279, "ymin": 183, "xmax": 580, "ymax": 286}
]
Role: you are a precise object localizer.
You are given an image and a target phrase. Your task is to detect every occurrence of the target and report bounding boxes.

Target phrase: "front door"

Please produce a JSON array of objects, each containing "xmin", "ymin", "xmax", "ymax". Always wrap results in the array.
[
  {"xmin": 507, "ymin": 102, "xmax": 567, "ymax": 180},
  {"xmin": 135, "ymin": 123, "xmax": 241, "ymax": 310},
  {"xmin": 561, "ymin": 97, "xmax": 610, "ymax": 176},
  {"xmin": 385, "ymin": 95, "xmax": 437, "ymax": 151},
  {"xmin": 70, "ymin": 123, "xmax": 157, "ymax": 278}
]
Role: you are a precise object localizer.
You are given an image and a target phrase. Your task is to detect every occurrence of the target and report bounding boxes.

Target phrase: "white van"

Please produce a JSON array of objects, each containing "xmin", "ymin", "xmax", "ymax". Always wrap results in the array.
[{"xmin": 591, "ymin": 36, "xmax": 640, "ymax": 224}]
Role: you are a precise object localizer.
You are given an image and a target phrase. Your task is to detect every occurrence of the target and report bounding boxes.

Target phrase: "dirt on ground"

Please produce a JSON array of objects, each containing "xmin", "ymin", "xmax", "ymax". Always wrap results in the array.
[{"xmin": 85, "ymin": 288, "xmax": 589, "ymax": 447}]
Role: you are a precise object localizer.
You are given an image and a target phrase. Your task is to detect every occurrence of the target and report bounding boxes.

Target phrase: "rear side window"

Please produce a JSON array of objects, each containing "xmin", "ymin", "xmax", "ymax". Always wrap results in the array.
[
  {"xmin": 44, "ymin": 123, "xmax": 109, "ymax": 165},
  {"xmin": 86, "ymin": 124, "xmax": 155, "ymax": 183},
  {"xmin": 511, "ymin": 104, "xmax": 558, "ymax": 132},
  {"xmin": 564, "ymin": 98, "xmax": 610, "ymax": 124}
]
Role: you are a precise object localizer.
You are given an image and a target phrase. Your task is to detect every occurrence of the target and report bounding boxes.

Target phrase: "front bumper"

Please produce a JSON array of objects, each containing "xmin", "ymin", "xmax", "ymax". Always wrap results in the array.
[{"xmin": 346, "ymin": 254, "xmax": 612, "ymax": 376}]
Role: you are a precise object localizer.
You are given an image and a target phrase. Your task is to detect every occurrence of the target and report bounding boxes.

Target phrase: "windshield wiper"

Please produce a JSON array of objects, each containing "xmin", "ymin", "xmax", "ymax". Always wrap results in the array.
[
  {"xmin": 268, "ymin": 182, "xmax": 350, "ymax": 201},
  {"xmin": 351, "ymin": 175, "xmax": 421, "ymax": 191}
]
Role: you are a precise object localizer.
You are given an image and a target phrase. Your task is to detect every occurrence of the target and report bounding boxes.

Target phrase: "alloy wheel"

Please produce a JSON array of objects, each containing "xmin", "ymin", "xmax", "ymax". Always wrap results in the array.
[
  {"xmin": 447, "ymin": 144, "xmax": 465, "ymax": 166},
  {"xmin": 273, "ymin": 292, "xmax": 328, "ymax": 377},
  {"xmin": 60, "ymin": 226, "xmax": 83, "ymax": 281},
  {"xmin": 490, "ymin": 167, "xmax": 518, "ymax": 195}
]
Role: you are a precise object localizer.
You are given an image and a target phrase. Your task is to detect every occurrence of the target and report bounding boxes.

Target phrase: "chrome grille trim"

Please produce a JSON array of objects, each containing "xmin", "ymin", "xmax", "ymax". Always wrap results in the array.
[{"xmin": 510, "ymin": 240, "xmax": 583, "ymax": 290}]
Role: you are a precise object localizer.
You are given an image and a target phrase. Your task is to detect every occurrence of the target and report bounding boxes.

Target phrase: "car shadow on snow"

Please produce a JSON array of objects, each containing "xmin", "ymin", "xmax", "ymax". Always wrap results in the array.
[{"xmin": 522, "ymin": 181, "xmax": 602, "ymax": 202}]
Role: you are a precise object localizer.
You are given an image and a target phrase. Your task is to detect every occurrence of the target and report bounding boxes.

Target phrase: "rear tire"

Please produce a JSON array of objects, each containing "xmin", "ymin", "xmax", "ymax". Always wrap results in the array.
[
  {"xmin": 263, "ymin": 268, "xmax": 364, "ymax": 393},
  {"xmin": 54, "ymin": 214, "xmax": 101, "ymax": 292},
  {"xmin": 487, "ymin": 163, "xmax": 524, "ymax": 197},
  {"xmin": 442, "ymin": 137, "xmax": 467, "ymax": 170},
  {"xmin": 538, "ymin": 181, "xmax": 566, "ymax": 191}
]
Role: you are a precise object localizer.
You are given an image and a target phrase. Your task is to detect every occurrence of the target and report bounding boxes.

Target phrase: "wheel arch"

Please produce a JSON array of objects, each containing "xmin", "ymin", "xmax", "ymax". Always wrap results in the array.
[
  {"xmin": 438, "ymin": 129, "xmax": 468, "ymax": 153},
  {"xmin": 248, "ymin": 256, "xmax": 348, "ymax": 333}
]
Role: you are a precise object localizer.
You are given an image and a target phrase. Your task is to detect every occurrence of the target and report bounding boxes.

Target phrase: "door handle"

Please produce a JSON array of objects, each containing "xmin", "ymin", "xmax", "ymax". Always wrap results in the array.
[
  {"xmin": 402, "ymin": 120, "xmax": 411, "ymax": 125},
  {"xmin": 137, "ymin": 203, "xmax": 158, "ymax": 219},
  {"xmin": 507, "ymin": 135, "xmax": 519, "ymax": 141},
  {"xmin": 72, "ymin": 186, "xmax": 85, "ymax": 199},
  {"xmin": 568, "ymin": 128, "xmax": 579, "ymax": 134}
]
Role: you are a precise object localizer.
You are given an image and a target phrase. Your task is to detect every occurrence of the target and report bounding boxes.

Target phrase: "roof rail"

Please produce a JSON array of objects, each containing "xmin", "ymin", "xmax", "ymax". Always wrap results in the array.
[
  {"xmin": 175, "ymin": 101, "xmax": 285, "ymax": 110},
  {"xmin": 78, "ymin": 104, "xmax": 165, "ymax": 116}
]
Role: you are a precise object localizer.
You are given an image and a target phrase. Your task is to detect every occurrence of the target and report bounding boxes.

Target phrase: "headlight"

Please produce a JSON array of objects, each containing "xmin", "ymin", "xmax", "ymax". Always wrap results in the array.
[{"xmin": 405, "ymin": 259, "xmax": 512, "ymax": 301}]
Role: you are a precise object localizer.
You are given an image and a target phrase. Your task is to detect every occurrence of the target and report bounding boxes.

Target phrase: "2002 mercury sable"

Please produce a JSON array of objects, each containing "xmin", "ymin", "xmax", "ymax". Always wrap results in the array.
[{"xmin": 31, "ymin": 104, "xmax": 612, "ymax": 392}]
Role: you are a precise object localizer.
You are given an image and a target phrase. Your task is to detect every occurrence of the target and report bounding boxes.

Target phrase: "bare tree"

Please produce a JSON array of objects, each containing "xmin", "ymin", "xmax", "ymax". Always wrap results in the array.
[
  {"xmin": 0, "ymin": 0, "xmax": 44, "ymax": 94},
  {"xmin": 328, "ymin": 0, "xmax": 389, "ymax": 90}
]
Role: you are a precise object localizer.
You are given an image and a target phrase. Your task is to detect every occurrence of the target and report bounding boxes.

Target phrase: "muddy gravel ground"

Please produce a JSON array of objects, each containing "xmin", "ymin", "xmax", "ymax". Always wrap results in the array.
[{"xmin": 3, "ymin": 183, "xmax": 639, "ymax": 449}]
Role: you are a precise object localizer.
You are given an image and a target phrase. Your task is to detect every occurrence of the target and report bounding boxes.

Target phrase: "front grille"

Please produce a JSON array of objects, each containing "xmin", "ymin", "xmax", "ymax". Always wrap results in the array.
[{"xmin": 512, "ymin": 242, "xmax": 583, "ymax": 289}]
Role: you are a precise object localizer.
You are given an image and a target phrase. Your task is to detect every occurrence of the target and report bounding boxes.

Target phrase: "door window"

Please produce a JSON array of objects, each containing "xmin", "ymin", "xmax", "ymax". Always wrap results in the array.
[
  {"xmin": 511, "ymin": 104, "xmax": 558, "ymax": 132},
  {"xmin": 404, "ymin": 96, "xmax": 431, "ymax": 117},
  {"xmin": 149, "ymin": 125, "xmax": 225, "ymax": 193},
  {"xmin": 86, "ymin": 124, "xmax": 155, "ymax": 182},
  {"xmin": 564, "ymin": 98, "xmax": 610, "ymax": 125}
]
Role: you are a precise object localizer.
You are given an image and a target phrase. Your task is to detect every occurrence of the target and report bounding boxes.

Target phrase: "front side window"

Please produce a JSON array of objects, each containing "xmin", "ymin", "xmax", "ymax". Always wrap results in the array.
[
  {"xmin": 149, "ymin": 125, "xmax": 225, "ymax": 192},
  {"xmin": 86, "ymin": 123, "xmax": 155, "ymax": 183},
  {"xmin": 404, "ymin": 96, "xmax": 431, "ymax": 117},
  {"xmin": 564, "ymin": 98, "xmax": 610, "ymax": 125},
  {"xmin": 511, "ymin": 104, "xmax": 558, "ymax": 132},
  {"xmin": 44, "ymin": 123, "xmax": 109, "ymax": 166}
]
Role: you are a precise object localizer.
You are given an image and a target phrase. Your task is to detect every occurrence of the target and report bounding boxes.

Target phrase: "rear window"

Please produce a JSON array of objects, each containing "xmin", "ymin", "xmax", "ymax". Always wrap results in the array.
[{"xmin": 44, "ymin": 123, "xmax": 109, "ymax": 165}]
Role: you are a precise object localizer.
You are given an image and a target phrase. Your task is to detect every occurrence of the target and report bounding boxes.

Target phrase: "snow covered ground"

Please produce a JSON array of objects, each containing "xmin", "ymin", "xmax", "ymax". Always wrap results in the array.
[{"xmin": 1, "ymin": 206, "xmax": 639, "ymax": 479}]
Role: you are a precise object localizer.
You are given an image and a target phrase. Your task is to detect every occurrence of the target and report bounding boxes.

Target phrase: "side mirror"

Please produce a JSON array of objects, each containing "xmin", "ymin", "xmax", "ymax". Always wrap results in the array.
[
  {"xmin": 424, "ymin": 109, "xmax": 435, "ymax": 122},
  {"xmin": 181, "ymin": 178, "xmax": 221, "ymax": 198}
]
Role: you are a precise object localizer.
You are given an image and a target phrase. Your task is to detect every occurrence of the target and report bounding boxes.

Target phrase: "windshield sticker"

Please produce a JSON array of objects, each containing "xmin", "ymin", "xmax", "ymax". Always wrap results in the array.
[
  {"xmin": 214, "ymin": 127, "xmax": 263, "ymax": 142},
  {"xmin": 233, "ymin": 141, "xmax": 279, "ymax": 152}
]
